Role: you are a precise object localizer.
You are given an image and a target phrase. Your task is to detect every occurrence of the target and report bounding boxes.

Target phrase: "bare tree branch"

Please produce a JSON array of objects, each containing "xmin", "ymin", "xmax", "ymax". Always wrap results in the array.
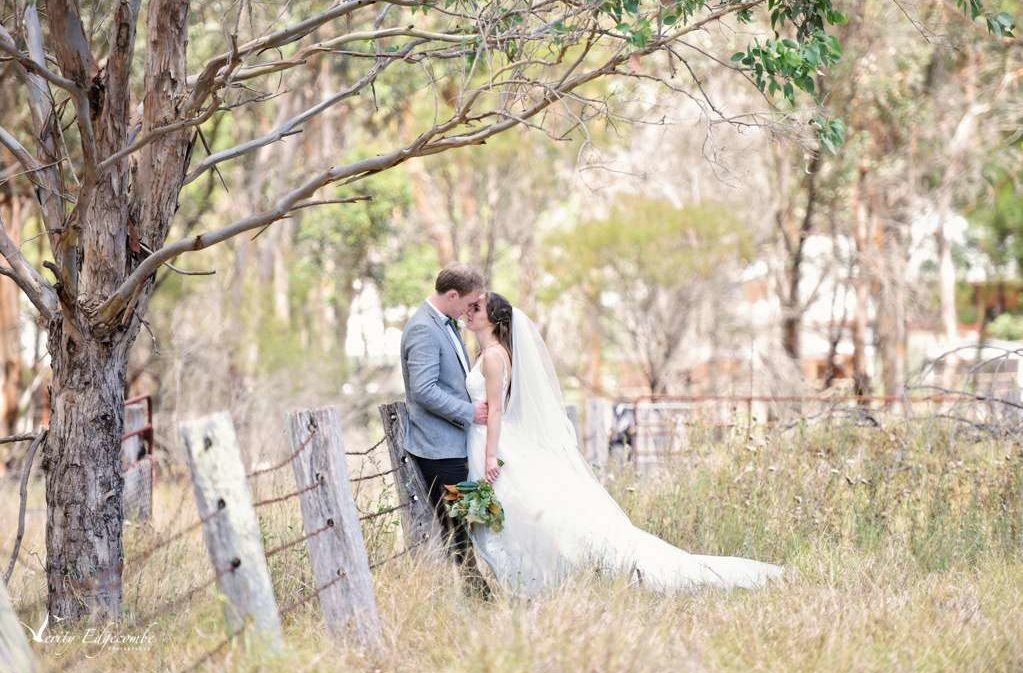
[
  {"xmin": 3, "ymin": 430, "xmax": 46, "ymax": 584},
  {"xmin": 183, "ymin": 52, "xmax": 406, "ymax": 184},
  {"xmin": 0, "ymin": 25, "xmax": 81, "ymax": 93},
  {"xmin": 206, "ymin": 25, "xmax": 483, "ymax": 85},
  {"xmin": 185, "ymin": 0, "xmax": 402, "ymax": 113},
  {"xmin": 0, "ymin": 12, "xmax": 67, "ymax": 237},
  {"xmin": 0, "ymin": 433, "xmax": 41, "ymax": 445},
  {"xmin": 0, "ymin": 124, "xmax": 47, "ymax": 187},
  {"xmin": 98, "ymin": 91, "xmax": 220, "ymax": 172},
  {"xmin": 94, "ymin": 0, "xmax": 767, "ymax": 326},
  {"xmin": 103, "ymin": 0, "xmax": 143, "ymax": 111},
  {"xmin": 95, "ymin": 0, "xmax": 143, "ymax": 171},
  {"xmin": 48, "ymin": 0, "xmax": 100, "ymax": 229},
  {"xmin": 137, "ymin": 242, "xmax": 215, "ymax": 276},
  {"xmin": 0, "ymin": 211, "xmax": 58, "ymax": 319}
]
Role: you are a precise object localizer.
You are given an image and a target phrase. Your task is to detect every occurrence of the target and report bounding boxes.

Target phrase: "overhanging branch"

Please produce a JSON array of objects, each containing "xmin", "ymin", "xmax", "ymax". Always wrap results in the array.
[
  {"xmin": 183, "ymin": 52, "xmax": 406, "ymax": 185},
  {"xmin": 185, "ymin": 0, "xmax": 400, "ymax": 113},
  {"xmin": 95, "ymin": 0, "xmax": 767, "ymax": 327},
  {"xmin": 0, "ymin": 26, "xmax": 81, "ymax": 93}
]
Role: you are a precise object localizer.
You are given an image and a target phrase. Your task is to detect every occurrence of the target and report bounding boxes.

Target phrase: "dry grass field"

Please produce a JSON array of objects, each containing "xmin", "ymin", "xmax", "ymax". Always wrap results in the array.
[{"xmin": 5, "ymin": 420, "xmax": 1022, "ymax": 673}]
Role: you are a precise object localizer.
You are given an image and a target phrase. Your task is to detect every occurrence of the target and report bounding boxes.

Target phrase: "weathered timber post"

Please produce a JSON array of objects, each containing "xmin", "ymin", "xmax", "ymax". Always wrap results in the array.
[
  {"xmin": 180, "ymin": 412, "xmax": 284, "ymax": 650},
  {"xmin": 122, "ymin": 403, "xmax": 152, "ymax": 522},
  {"xmin": 377, "ymin": 402, "xmax": 444, "ymax": 556},
  {"xmin": 286, "ymin": 407, "xmax": 381, "ymax": 648},
  {"xmin": 0, "ymin": 578, "xmax": 38, "ymax": 673}
]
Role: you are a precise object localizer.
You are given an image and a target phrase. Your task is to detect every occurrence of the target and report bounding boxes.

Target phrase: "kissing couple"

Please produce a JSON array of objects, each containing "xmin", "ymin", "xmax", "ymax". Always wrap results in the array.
[{"xmin": 400, "ymin": 263, "xmax": 783, "ymax": 596}]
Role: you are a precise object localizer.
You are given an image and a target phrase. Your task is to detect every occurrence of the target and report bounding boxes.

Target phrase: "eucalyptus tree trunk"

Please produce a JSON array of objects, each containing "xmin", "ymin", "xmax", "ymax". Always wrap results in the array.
[
  {"xmin": 936, "ymin": 200, "xmax": 959, "ymax": 345},
  {"xmin": 43, "ymin": 315, "xmax": 136, "ymax": 621},
  {"xmin": 776, "ymin": 147, "xmax": 822, "ymax": 367},
  {"xmin": 35, "ymin": 0, "xmax": 191, "ymax": 623},
  {"xmin": 876, "ymin": 219, "xmax": 907, "ymax": 405},
  {"xmin": 850, "ymin": 166, "xmax": 872, "ymax": 398}
]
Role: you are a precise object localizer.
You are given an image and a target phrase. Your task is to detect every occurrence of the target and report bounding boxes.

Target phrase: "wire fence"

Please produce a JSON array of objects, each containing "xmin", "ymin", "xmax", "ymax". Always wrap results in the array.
[
  {"xmin": 588, "ymin": 391, "xmax": 1023, "ymax": 471},
  {"xmin": 2, "ymin": 406, "xmax": 432, "ymax": 673}
]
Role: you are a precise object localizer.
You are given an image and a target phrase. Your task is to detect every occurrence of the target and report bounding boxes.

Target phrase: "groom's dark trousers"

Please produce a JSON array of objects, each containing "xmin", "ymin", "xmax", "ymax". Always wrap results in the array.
[{"xmin": 412, "ymin": 455, "xmax": 472, "ymax": 565}]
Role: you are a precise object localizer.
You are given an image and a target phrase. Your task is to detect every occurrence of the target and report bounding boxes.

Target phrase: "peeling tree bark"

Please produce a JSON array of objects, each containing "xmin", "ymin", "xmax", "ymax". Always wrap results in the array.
[
  {"xmin": 42, "ymin": 0, "xmax": 189, "ymax": 624},
  {"xmin": 44, "ymin": 316, "xmax": 134, "ymax": 622}
]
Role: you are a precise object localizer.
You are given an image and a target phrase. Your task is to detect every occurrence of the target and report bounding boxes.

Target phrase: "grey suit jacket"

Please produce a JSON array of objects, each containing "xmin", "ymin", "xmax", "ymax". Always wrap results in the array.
[{"xmin": 400, "ymin": 301, "xmax": 475, "ymax": 460}]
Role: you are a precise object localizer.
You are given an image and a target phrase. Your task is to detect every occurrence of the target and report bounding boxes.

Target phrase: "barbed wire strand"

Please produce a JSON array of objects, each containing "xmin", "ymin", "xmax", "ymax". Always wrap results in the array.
[
  {"xmin": 349, "ymin": 466, "xmax": 398, "ymax": 483},
  {"xmin": 35, "ymin": 504, "xmax": 228, "ymax": 605},
  {"xmin": 358, "ymin": 500, "xmax": 410, "ymax": 522},
  {"xmin": 345, "ymin": 436, "xmax": 386, "ymax": 457},
  {"xmin": 246, "ymin": 427, "xmax": 320, "ymax": 480},
  {"xmin": 178, "ymin": 567, "xmax": 349, "ymax": 673},
  {"xmin": 252, "ymin": 476, "xmax": 323, "ymax": 509},
  {"xmin": 280, "ymin": 568, "xmax": 348, "ymax": 617},
  {"xmin": 51, "ymin": 561, "xmax": 242, "ymax": 673},
  {"xmin": 264, "ymin": 520, "xmax": 334, "ymax": 559},
  {"xmin": 370, "ymin": 538, "xmax": 427, "ymax": 570},
  {"xmin": 177, "ymin": 621, "xmax": 248, "ymax": 673}
]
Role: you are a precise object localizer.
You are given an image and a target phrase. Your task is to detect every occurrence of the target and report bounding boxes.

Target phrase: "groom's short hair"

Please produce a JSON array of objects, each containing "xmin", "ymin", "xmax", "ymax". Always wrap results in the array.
[{"xmin": 435, "ymin": 263, "xmax": 485, "ymax": 296}]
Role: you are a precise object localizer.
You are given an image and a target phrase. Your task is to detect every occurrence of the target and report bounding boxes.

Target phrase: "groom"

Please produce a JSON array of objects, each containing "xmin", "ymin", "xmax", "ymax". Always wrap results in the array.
[{"xmin": 400, "ymin": 262, "xmax": 488, "ymax": 570}]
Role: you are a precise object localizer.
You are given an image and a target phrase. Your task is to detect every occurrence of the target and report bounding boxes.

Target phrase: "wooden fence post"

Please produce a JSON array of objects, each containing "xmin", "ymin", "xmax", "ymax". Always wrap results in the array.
[
  {"xmin": 584, "ymin": 397, "xmax": 611, "ymax": 467},
  {"xmin": 377, "ymin": 402, "xmax": 444, "ymax": 556},
  {"xmin": 286, "ymin": 407, "xmax": 381, "ymax": 648},
  {"xmin": 122, "ymin": 403, "xmax": 152, "ymax": 522},
  {"xmin": 179, "ymin": 412, "xmax": 284, "ymax": 650},
  {"xmin": 1, "ymin": 578, "xmax": 37, "ymax": 673}
]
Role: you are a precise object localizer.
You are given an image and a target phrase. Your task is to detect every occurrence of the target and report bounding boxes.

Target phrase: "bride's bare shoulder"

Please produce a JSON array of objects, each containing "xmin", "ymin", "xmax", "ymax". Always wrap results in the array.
[{"xmin": 480, "ymin": 345, "xmax": 510, "ymax": 377}]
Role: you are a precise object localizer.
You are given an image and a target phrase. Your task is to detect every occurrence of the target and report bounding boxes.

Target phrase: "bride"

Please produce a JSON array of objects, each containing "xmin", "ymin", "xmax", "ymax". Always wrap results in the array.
[{"xmin": 462, "ymin": 291, "xmax": 784, "ymax": 595}]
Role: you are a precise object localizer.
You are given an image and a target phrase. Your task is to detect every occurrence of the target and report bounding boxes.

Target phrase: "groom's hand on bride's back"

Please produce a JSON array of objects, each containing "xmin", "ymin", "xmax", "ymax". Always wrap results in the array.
[{"xmin": 474, "ymin": 402, "xmax": 488, "ymax": 425}]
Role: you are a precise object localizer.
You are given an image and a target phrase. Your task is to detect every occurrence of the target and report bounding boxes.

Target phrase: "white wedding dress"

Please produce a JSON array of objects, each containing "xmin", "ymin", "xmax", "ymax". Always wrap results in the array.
[{"xmin": 466, "ymin": 308, "xmax": 783, "ymax": 596}]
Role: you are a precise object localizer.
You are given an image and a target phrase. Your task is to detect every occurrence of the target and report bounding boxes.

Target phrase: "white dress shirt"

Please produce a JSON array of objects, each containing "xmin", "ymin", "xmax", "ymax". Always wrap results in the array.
[{"xmin": 426, "ymin": 298, "xmax": 470, "ymax": 373}]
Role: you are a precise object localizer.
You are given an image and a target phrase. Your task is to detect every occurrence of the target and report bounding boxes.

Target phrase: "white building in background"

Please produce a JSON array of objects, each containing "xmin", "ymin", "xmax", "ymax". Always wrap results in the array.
[{"xmin": 344, "ymin": 280, "xmax": 402, "ymax": 364}]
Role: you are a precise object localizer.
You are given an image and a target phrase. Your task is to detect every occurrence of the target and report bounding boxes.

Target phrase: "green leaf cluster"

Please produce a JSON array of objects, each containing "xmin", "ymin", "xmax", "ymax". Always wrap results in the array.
[
  {"xmin": 725, "ymin": 0, "xmax": 847, "ymax": 151},
  {"xmin": 957, "ymin": 0, "xmax": 1016, "ymax": 36},
  {"xmin": 813, "ymin": 115, "xmax": 846, "ymax": 155},
  {"xmin": 599, "ymin": 0, "xmax": 706, "ymax": 46},
  {"xmin": 731, "ymin": 29, "xmax": 842, "ymax": 105}
]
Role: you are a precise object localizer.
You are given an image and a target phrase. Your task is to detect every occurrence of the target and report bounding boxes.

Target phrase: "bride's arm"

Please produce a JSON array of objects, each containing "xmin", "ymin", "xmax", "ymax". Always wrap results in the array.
[{"xmin": 481, "ymin": 349, "xmax": 505, "ymax": 483}]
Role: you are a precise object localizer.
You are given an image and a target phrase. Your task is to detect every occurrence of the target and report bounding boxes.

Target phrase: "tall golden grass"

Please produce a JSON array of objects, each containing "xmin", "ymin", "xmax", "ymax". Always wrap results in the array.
[{"xmin": 6, "ymin": 420, "xmax": 1022, "ymax": 672}]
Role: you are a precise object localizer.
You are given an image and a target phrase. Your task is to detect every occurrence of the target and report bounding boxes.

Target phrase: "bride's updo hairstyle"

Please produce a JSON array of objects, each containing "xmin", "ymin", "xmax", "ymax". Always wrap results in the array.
[{"xmin": 486, "ymin": 292, "xmax": 514, "ymax": 358}]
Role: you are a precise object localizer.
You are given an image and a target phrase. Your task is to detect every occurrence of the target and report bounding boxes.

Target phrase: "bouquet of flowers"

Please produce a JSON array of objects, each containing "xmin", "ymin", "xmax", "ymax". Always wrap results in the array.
[{"xmin": 443, "ymin": 476, "xmax": 505, "ymax": 533}]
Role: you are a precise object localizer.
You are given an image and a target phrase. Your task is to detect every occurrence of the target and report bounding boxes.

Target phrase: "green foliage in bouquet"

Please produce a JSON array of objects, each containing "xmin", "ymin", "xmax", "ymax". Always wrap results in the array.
[{"xmin": 443, "ymin": 479, "xmax": 505, "ymax": 533}]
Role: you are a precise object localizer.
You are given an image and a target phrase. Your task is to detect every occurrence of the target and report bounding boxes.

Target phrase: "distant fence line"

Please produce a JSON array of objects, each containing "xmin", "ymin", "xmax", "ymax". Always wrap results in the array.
[{"xmin": 580, "ymin": 386, "xmax": 1023, "ymax": 470}]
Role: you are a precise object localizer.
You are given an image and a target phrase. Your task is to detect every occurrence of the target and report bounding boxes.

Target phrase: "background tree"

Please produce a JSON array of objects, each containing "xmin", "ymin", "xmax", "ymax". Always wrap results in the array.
[{"xmin": 545, "ymin": 197, "xmax": 753, "ymax": 394}]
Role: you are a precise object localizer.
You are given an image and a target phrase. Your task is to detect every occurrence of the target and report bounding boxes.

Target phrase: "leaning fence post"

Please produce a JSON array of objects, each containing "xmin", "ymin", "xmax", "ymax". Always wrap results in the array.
[
  {"xmin": 378, "ymin": 402, "xmax": 444, "ymax": 556},
  {"xmin": 180, "ymin": 412, "xmax": 284, "ymax": 651},
  {"xmin": 122, "ymin": 402, "xmax": 152, "ymax": 522},
  {"xmin": 0, "ymin": 578, "xmax": 37, "ymax": 673},
  {"xmin": 286, "ymin": 407, "xmax": 381, "ymax": 648}
]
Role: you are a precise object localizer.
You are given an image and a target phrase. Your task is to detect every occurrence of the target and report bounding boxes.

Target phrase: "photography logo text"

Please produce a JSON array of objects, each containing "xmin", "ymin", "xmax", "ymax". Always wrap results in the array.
[{"xmin": 22, "ymin": 613, "xmax": 157, "ymax": 657}]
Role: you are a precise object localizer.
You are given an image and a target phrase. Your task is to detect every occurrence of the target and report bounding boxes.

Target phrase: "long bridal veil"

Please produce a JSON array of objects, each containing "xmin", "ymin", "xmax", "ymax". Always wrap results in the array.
[
  {"xmin": 493, "ymin": 308, "xmax": 784, "ymax": 593},
  {"xmin": 504, "ymin": 308, "xmax": 620, "ymax": 496}
]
